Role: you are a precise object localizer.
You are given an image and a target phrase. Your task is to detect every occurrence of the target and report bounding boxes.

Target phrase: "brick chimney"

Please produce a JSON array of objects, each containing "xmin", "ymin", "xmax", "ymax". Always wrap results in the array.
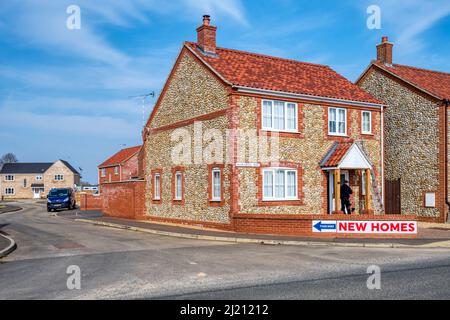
[
  {"xmin": 376, "ymin": 36, "xmax": 393, "ymax": 65},
  {"xmin": 197, "ymin": 15, "xmax": 217, "ymax": 55}
]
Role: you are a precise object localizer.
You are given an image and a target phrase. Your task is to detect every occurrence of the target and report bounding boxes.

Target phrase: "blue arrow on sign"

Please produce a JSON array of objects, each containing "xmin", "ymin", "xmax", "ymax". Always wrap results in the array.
[{"xmin": 313, "ymin": 221, "xmax": 337, "ymax": 232}]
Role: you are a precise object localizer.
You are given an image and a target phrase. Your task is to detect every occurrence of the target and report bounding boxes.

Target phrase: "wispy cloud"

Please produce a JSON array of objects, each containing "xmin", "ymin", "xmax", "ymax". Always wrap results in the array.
[
  {"xmin": 2, "ymin": 110, "xmax": 139, "ymax": 140},
  {"xmin": 372, "ymin": 0, "xmax": 450, "ymax": 56}
]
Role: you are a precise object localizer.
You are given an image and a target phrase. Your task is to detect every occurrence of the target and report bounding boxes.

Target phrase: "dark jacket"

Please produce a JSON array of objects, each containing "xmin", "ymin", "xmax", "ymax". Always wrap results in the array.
[{"xmin": 341, "ymin": 184, "xmax": 353, "ymax": 199}]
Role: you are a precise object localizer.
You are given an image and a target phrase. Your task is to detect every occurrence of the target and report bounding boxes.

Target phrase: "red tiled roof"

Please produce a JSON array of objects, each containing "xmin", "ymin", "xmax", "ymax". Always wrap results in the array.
[
  {"xmin": 374, "ymin": 62, "xmax": 450, "ymax": 100},
  {"xmin": 321, "ymin": 142, "xmax": 353, "ymax": 168},
  {"xmin": 185, "ymin": 42, "xmax": 382, "ymax": 105},
  {"xmin": 99, "ymin": 146, "xmax": 141, "ymax": 168}
]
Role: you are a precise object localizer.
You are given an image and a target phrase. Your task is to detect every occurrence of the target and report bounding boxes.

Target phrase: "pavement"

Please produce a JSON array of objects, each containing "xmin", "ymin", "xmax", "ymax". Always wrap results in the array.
[
  {"xmin": 0, "ymin": 203, "xmax": 20, "ymax": 257},
  {"xmin": 0, "ymin": 203, "xmax": 22, "ymax": 214},
  {"xmin": 58, "ymin": 210, "xmax": 450, "ymax": 249},
  {"xmin": 2, "ymin": 201, "xmax": 450, "ymax": 299}
]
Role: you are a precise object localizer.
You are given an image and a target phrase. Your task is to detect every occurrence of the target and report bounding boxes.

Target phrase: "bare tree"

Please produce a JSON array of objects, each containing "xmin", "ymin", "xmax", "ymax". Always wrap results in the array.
[{"xmin": 0, "ymin": 153, "xmax": 18, "ymax": 164}]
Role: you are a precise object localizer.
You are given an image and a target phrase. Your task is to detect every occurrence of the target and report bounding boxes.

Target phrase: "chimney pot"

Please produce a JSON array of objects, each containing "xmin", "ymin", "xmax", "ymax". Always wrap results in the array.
[
  {"xmin": 203, "ymin": 15, "xmax": 211, "ymax": 26},
  {"xmin": 382, "ymin": 36, "xmax": 389, "ymax": 43}
]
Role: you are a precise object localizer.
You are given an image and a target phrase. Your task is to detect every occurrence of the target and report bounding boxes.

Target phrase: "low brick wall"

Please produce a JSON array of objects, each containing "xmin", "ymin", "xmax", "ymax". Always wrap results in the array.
[
  {"xmin": 101, "ymin": 180, "xmax": 146, "ymax": 220},
  {"xmin": 79, "ymin": 193, "xmax": 102, "ymax": 211},
  {"xmin": 233, "ymin": 213, "xmax": 418, "ymax": 238}
]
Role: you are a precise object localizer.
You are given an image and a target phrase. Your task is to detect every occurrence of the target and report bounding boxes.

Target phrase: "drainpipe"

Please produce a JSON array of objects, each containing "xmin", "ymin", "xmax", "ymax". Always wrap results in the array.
[
  {"xmin": 381, "ymin": 105, "xmax": 385, "ymax": 210},
  {"xmin": 444, "ymin": 99, "xmax": 450, "ymax": 223}
]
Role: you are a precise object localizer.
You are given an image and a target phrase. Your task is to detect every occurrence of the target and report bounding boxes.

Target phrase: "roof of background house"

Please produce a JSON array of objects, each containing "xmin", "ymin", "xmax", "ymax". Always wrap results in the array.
[
  {"xmin": 59, "ymin": 160, "xmax": 80, "ymax": 175},
  {"xmin": 372, "ymin": 61, "xmax": 450, "ymax": 100},
  {"xmin": 0, "ymin": 160, "xmax": 80, "ymax": 175},
  {"xmin": 185, "ymin": 42, "xmax": 383, "ymax": 105},
  {"xmin": 98, "ymin": 146, "xmax": 141, "ymax": 168},
  {"xmin": 0, "ymin": 162, "xmax": 52, "ymax": 174}
]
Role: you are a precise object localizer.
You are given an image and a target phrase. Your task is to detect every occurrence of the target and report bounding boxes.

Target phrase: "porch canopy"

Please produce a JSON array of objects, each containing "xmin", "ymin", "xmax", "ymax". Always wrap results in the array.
[{"xmin": 320, "ymin": 142, "xmax": 373, "ymax": 213}]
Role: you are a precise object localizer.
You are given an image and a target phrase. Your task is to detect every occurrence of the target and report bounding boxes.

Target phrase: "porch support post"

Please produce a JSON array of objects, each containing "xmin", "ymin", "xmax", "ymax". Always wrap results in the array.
[
  {"xmin": 334, "ymin": 169, "xmax": 341, "ymax": 213},
  {"xmin": 365, "ymin": 168, "xmax": 371, "ymax": 212}
]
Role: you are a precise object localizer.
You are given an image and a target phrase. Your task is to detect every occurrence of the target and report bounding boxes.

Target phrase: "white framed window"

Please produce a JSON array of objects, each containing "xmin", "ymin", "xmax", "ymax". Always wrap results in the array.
[
  {"xmin": 54, "ymin": 174, "xmax": 64, "ymax": 181},
  {"xmin": 211, "ymin": 168, "xmax": 221, "ymax": 201},
  {"xmin": 262, "ymin": 168, "xmax": 298, "ymax": 200},
  {"xmin": 425, "ymin": 192, "xmax": 436, "ymax": 208},
  {"xmin": 101, "ymin": 168, "xmax": 106, "ymax": 177},
  {"xmin": 23, "ymin": 179, "xmax": 27, "ymax": 188},
  {"xmin": 154, "ymin": 173, "xmax": 161, "ymax": 200},
  {"xmin": 4, "ymin": 175, "xmax": 14, "ymax": 181},
  {"xmin": 361, "ymin": 111, "xmax": 372, "ymax": 134},
  {"xmin": 328, "ymin": 107, "xmax": 347, "ymax": 136},
  {"xmin": 5, "ymin": 187, "xmax": 14, "ymax": 195},
  {"xmin": 174, "ymin": 171, "xmax": 183, "ymax": 200},
  {"xmin": 36, "ymin": 175, "xmax": 43, "ymax": 181},
  {"xmin": 114, "ymin": 166, "xmax": 119, "ymax": 175},
  {"xmin": 262, "ymin": 100, "xmax": 298, "ymax": 132}
]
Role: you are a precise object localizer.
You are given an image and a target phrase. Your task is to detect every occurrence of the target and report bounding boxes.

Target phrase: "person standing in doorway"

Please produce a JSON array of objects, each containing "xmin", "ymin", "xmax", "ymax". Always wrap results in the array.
[{"xmin": 340, "ymin": 180, "xmax": 353, "ymax": 214}]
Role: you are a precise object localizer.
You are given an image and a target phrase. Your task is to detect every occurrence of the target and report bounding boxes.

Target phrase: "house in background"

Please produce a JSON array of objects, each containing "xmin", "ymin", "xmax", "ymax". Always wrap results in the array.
[
  {"xmin": 0, "ymin": 160, "xmax": 80, "ymax": 199},
  {"xmin": 98, "ymin": 146, "xmax": 141, "ymax": 186},
  {"xmin": 141, "ymin": 16, "xmax": 385, "ymax": 233},
  {"xmin": 357, "ymin": 36, "xmax": 450, "ymax": 223}
]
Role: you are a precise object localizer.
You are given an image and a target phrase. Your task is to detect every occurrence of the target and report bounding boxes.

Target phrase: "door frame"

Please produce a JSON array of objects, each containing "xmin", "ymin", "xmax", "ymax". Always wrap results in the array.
[{"xmin": 327, "ymin": 170, "xmax": 349, "ymax": 214}]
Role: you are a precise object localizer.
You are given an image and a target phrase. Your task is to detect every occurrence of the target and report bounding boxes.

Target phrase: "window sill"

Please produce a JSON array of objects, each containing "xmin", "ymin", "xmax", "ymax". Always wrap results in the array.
[
  {"xmin": 172, "ymin": 198, "xmax": 184, "ymax": 205},
  {"xmin": 208, "ymin": 199, "xmax": 225, "ymax": 206},
  {"xmin": 258, "ymin": 199, "xmax": 304, "ymax": 206},
  {"xmin": 328, "ymin": 133, "xmax": 348, "ymax": 137}
]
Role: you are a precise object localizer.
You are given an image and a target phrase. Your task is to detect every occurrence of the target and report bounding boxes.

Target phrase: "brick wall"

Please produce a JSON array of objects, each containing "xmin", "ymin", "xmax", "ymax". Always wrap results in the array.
[
  {"xmin": 121, "ymin": 154, "xmax": 139, "ymax": 180},
  {"xmin": 101, "ymin": 180, "xmax": 146, "ymax": 219},
  {"xmin": 233, "ymin": 213, "xmax": 418, "ymax": 238},
  {"xmin": 79, "ymin": 193, "xmax": 102, "ymax": 210}
]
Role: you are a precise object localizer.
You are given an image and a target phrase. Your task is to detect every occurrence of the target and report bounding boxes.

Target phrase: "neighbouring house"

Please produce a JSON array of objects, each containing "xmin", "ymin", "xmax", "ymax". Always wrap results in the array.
[
  {"xmin": 98, "ymin": 146, "xmax": 141, "ymax": 185},
  {"xmin": 357, "ymin": 36, "xmax": 450, "ymax": 223},
  {"xmin": 140, "ymin": 15, "xmax": 386, "ymax": 234},
  {"xmin": 0, "ymin": 160, "xmax": 80, "ymax": 199}
]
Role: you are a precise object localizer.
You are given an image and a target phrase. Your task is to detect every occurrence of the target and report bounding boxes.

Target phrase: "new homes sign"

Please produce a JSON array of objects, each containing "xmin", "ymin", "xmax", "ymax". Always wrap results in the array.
[{"xmin": 312, "ymin": 220, "xmax": 417, "ymax": 234}]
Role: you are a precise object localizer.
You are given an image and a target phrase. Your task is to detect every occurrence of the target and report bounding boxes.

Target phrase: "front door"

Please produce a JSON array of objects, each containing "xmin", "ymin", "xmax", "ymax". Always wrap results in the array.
[
  {"xmin": 33, "ymin": 188, "xmax": 41, "ymax": 199},
  {"xmin": 328, "ymin": 170, "xmax": 349, "ymax": 213}
]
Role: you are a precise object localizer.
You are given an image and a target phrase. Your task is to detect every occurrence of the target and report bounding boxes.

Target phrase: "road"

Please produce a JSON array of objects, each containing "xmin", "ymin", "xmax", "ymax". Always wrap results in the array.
[{"xmin": 1, "ymin": 201, "xmax": 450, "ymax": 299}]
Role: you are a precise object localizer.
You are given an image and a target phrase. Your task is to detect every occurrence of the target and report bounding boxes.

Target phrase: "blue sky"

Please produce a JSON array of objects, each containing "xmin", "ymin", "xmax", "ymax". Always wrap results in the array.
[{"xmin": 1, "ymin": 0, "xmax": 449, "ymax": 183}]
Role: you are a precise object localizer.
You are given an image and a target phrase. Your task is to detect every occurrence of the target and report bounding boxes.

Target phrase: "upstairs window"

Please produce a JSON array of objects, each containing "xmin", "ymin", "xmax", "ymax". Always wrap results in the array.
[
  {"xmin": 5, "ymin": 175, "xmax": 14, "ymax": 181},
  {"xmin": 23, "ymin": 179, "xmax": 27, "ymax": 188},
  {"xmin": 328, "ymin": 107, "xmax": 347, "ymax": 136},
  {"xmin": 101, "ymin": 168, "xmax": 106, "ymax": 177},
  {"xmin": 54, "ymin": 174, "xmax": 64, "ymax": 181},
  {"xmin": 362, "ymin": 111, "xmax": 372, "ymax": 134},
  {"xmin": 114, "ymin": 166, "xmax": 119, "ymax": 175},
  {"xmin": 36, "ymin": 175, "xmax": 43, "ymax": 181},
  {"xmin": 262, "ymin": 100, "xmax": 298, "ymax": 132}
]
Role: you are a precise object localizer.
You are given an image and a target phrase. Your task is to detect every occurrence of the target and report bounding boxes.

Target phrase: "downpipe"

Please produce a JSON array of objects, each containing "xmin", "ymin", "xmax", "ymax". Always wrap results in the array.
[{"xmin": 445, "ymin": 99, "xmax": 450, "ymax": 223}]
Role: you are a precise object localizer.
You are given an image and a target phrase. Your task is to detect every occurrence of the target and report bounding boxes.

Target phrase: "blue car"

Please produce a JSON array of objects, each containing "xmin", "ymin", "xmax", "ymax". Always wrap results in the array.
[{"xmin": 47, "ymin": 188, "xmax": 76, "ymax": 212}]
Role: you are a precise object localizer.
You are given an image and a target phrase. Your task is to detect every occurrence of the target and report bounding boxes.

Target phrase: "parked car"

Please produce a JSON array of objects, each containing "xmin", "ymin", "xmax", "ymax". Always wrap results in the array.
[{"xmin": 47, "ymin": 188, "xmax": 76, "ymax": 212}]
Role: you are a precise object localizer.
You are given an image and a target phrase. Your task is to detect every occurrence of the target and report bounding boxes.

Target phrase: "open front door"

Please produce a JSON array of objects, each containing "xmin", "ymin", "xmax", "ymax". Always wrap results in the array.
[{"xmin": 328, "ymin": 170, "xmax": 349, "ymax": 213}]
